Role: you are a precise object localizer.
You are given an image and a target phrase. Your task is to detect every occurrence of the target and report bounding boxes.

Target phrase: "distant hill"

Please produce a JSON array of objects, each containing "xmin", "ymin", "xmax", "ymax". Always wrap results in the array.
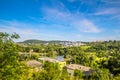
[{"xmin": 18, "ymin": 39, "xmax": 70, "ymax": 44}]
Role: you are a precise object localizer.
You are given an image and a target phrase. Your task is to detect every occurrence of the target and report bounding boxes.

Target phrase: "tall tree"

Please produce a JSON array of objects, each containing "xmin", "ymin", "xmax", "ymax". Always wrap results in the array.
[{"xmin": 0, "ymin": 32, "xmax": 29, "ymax": 80}]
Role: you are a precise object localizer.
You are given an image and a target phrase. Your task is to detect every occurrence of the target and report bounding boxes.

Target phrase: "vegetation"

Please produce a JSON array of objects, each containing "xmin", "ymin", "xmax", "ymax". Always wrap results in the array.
[
  {"xmin": 1, "ymin": 32, "xmax": 120, "ymax": 80},
  {"xmin": 19, "ymin": 39, "xmax": 70, "ymax": 44},
  {"xmin": 0, "ymin": 32, "xmax": 30, "ymax": 80}
]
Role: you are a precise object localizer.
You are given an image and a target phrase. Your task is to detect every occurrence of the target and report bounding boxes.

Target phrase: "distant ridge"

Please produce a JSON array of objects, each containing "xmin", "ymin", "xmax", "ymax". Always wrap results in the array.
[{"xmin": 18, "ymin": 39, "xmax": 73, "ymax": 44}]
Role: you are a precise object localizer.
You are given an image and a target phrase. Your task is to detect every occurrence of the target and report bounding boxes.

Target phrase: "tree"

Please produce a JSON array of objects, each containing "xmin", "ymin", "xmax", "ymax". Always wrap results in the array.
[
  {"xmin": 31, "ymin": 61, "xmax": 61, "ymax": 80},
  {"xmin": 89, "ymin": 69, "xmax": 111, "ymax": 80},
  {"xmin": 60, "ymin": 67, "xmax": 70, "ymax": 80},
  {"xmin": 0, "ymin": 32, "xmax": 30, "ymax": 80},
  {"xmin": 74, "ymin": 69, "xmax": 83, "ymax": 79},
  {"xmin": 44, "ymin": 61, "xmax": 61, "ymax": 80}
]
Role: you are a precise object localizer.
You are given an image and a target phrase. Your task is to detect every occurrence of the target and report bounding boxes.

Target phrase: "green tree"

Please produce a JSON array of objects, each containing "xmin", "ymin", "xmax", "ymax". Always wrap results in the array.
[
  {"xmin": 74, "ymin": 69, "xmax": 83, "ymax": 80},
  {"xmin": 60, "ymin": 67, "xmax": 70, "ymax": 80},
  {"xmin": 0, "ymin": 32, "xmax": 30, "ymax": 80},
  {"xmin": 31, "ymin": 61, "xmax": 61, "ymax": 80},
  {"xmin": 89, "ymin": 69, "xmax": 111, "ymax": 80}
]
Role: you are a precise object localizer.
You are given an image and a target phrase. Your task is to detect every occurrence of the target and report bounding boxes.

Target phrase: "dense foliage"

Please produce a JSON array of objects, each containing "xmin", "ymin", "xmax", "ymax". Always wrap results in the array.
[{"xmin": 1, "ymin": 32, "xmax": 120, "ymax": 80}]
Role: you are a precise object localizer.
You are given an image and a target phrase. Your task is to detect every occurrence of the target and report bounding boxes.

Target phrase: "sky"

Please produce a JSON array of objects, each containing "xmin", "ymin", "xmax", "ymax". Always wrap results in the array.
[{"xmin": 0, "ymin": 0, "xmax": 120, "ymax": 42}]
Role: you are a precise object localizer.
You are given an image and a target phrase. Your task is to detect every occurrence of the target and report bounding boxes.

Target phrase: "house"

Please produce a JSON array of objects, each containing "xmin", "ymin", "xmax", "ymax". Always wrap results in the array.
[
  {"xmin": 66, "ymin": 64, "xmax": 90, "ymax": 76},
  {"xmin": 38, "ymin": 57, "xmax": 66, "ymax": 70},
  {"xmin": 27, "ymin": 60, "xmax": 42, "ymax": 67}
]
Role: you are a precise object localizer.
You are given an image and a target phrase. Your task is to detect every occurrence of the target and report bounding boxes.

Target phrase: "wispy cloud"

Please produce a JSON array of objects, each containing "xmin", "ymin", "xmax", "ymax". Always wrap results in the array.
[
  {"xmin": 41, "ymin": 7, "xmax": 101, "ymax": 33},
  {"xmin": 0, "ymin": 20, "xmax": 39, "ymax": 35},
  {"xmin": 91, "ymin": 0, "xmax": 120, "ymax": 20},
  {"xmin": 0, "ymin": 0, "xmax": 120, "ymax": 41},
  {"xmin": 111, "ymin": 14, "xmax": 120, "ymax": 20},
  {"xmin": 72, "ymin": 19, "xmax": 100, "ymax": 33},
  {"xmin": 0, "ymin": 20, "xmax": 65, "ymax": 41},
  {"xmin": 101, "ymin": 0, "xmax": 120, "ymax": 4},
  {"xmin": 41, "ymin": 7, "xmax": 71, "ymax": 22},
  {"xmin": 94, "ymin": 8, "xmax": 119, "ymax": 15}
]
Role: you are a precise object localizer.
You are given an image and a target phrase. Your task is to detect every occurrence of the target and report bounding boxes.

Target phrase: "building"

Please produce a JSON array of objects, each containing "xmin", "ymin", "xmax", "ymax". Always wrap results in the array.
[
  {"xmin": 27, "ymin": 60, "xmax": 42, "ymax": 67},
  {"xmin": 38, "ymin": 57, "xmax": 66, "ymax": 70},
  {"xmin": 66, "ymin": 64, "xmax": 90, "ymax": 76},
  {"xmin": 27, "ymin": 60, "xmax": 43, "ymax": 72},
  {"xmin": 60, "ymin": 41, "xmax": 85, "ymax": 47}
]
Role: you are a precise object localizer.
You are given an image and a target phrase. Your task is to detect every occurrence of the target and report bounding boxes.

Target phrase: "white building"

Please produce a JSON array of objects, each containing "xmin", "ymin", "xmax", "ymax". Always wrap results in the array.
[
  {"xmin": 60, "ymin": 41, "xmax": 85, "ymax": 47},
  {"xmin": 66, "ymin": 64, "xmax": 90, "ymax": 76}
]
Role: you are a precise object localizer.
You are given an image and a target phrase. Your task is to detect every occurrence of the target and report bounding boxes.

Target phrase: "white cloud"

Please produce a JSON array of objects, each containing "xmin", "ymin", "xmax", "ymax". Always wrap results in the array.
[
  {"xmin": 94, "ymin": 8, "xmax": 119, "ymax": 15},
  {"xmin": 72, "ymin": 19, "xmax": 100, "ymax": 33},
  {"xmin": 93, "ymin": 7, "xmax": 120, "ymax": 20},
  {"xmin": 41, "ymin": 7, "xmax": 101, "ymax": 33},
  {"xmin": 111, "ymin": 14, "xmax": 120, "ymax": 20},
  {"xmin": 0, "ymin": 20, "xmax": 65, "ymax": 41},
  {"xmin": 101, "ymin": 0, "xmax": 120, "ymax": 4},
  {"xmin": 42, "ymin": 7, "xmax": 71, "ymax": 22},
  {"xmin": 0, "ymin": 20, "xmax": 39, "ymax": 35}
]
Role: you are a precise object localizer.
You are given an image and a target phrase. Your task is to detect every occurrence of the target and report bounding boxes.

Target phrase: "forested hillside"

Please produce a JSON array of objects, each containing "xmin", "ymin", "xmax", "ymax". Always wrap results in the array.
[{"xmin": 19, "ymin": 39, "xmax": 69, "ymax": 44}]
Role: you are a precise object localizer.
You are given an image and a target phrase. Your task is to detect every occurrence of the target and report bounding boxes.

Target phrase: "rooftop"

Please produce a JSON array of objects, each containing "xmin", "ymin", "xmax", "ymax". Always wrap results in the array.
[
  {"xmin": 27, "ymin": 60, "xmax": 42, "ymax": 67},
  {"xmin": 66, "ymin": 64, "xmax": 90, "ymax": 71},
  {"xmin": 38, "ymin": 57, "xmax": 60, "ymax": 63}
]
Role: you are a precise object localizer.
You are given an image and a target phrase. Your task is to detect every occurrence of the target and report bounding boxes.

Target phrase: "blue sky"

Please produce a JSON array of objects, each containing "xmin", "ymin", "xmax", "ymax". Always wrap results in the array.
[{"xmin": 0, "ymin": 0, "xmax": 120, "ymax": 41}]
